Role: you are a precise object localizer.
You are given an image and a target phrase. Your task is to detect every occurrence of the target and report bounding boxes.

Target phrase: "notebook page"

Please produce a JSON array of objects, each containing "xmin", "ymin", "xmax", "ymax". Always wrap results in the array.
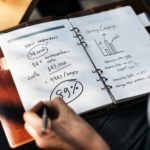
[
  {"xmin": 70, "ymin": 6, "xmax": 150, "ymax": 101},
  {"xmin": 0, "ymin": 19, "xmax": 112, "ymax": 114}
]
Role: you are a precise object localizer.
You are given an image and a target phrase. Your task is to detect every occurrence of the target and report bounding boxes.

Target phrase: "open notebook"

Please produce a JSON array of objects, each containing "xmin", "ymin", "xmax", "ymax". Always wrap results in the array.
[{"xmin": 0, "ymin": 6, "xmax": 150, "ymax": 115}]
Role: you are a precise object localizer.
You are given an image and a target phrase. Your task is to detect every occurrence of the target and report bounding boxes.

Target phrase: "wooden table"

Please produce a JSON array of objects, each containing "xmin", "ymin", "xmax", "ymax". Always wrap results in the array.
[{"xmin": 0, "ymin": 0, "xmax": 33, "ymax": 31}]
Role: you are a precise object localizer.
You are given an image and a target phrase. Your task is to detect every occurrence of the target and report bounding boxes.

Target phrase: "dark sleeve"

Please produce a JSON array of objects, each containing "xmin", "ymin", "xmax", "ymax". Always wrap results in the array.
[
  {"xmin": 144, "ymin": 0, "xmax": 150, "ymax": 7},
  {"xmin": 87, "ymin": 100, "xmax": 150, "ymax": 150}
]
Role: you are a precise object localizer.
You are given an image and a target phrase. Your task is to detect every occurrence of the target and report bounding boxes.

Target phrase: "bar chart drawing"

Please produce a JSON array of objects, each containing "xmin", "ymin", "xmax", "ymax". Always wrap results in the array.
[{"xmin": 94, "ymin": 39, "xmax": 124, "ymax": 56}]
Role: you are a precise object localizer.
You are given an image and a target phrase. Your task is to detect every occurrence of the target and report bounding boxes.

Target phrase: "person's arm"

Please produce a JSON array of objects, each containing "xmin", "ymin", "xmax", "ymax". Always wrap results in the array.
[{"xmin": 23, "ymin": 97, "xmax": 110, "ymax": 150}]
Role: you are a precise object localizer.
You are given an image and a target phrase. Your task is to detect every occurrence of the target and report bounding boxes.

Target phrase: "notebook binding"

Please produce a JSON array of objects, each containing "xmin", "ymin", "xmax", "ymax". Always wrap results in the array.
[
  {"xmin": 77, "ymin": 41, "xmax": 88, "ymax": 46},
  {"xmin": 97, "ymin": 77, "xmax": 108, "ymax": 82},
  {"xmin": 70, "ymin": 27, "xmax": 113, "ymax": 92},
  {"xmin": 73, "ymin": 34, "xmax": 83, "ymax": 39},
  {"xmin": 92, "ymin": 69, "xmax": 110, "ymax": 88},
  {"xmin": 70, "ymin": 27, "xmax": 87, "ymax": 46},
  {"xmin": 101, "ymin": 85, "xmax": 112, "ymax": 90},
  {"xmin": 92, "ymin": 69, "xmax": 103, "ymax": 74},
  {"xmin": 70, "ymin": 27, "xmax": 80, "ymax": 32}
]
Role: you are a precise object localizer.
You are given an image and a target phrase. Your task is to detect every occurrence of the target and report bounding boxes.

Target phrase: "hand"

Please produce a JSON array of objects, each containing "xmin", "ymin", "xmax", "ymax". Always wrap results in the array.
[{"xmin": 23, "ymin": 97, "xmax": 110, "ymax": 150}]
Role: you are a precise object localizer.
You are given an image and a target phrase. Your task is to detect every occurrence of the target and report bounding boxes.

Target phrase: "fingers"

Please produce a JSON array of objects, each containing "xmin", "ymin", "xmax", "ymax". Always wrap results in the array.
[
  {"xmin": 24, "ymin": 123, "xmax": 39, "ymax": 138},
  {"xmin": 23, "ymin": 111, "xmax": 42, "ymax": 131},
  {"xmin": 29, "ymin": 101, "xmax": 44, "ymax": 113},
  {"xmin": 23, "ymin": 109, "xmax": 51, "ymax": 136},
  {"xmin": 44, "ymin": 97, "xmax": 74, "ymax": 117},
  {"xmin": 23, "ymin": 98, "xmax": 74, "ymax": 136},
  {"xmin": 24, "ymin": 123, "xmax": 52, "ymax": 149},
  {"xmin": 44, "ymin": 97, "xmax": 66, "ymax": 110}
]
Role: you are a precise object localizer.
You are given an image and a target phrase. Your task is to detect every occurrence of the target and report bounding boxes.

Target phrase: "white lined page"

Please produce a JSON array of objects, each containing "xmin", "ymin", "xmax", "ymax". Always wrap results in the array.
[
  {"xmin": 0, "ymin": 19, "xmax": 112, "ymax": 113},
  {"xmin": 70, "ymin": 6, "xmax": 150, "ymax": 101}
]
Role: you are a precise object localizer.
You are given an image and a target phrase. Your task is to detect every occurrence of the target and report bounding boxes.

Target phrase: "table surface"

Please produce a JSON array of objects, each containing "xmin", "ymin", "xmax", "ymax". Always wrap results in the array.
[{"xmin": 0, "ymin": 0, "xmax": 32, "ymax": 31}]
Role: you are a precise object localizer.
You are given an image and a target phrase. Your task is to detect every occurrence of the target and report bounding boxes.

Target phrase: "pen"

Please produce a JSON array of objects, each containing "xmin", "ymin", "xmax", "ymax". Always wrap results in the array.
[{"xmin": 42, "ymin": 106, "xmax": 48, "ymax": 134}]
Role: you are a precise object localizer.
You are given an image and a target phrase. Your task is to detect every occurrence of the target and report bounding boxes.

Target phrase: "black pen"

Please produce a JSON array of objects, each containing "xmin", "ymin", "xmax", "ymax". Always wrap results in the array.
[{"xmin": 42, "ymin": 106, "xmax": 48, "ymax": 134}]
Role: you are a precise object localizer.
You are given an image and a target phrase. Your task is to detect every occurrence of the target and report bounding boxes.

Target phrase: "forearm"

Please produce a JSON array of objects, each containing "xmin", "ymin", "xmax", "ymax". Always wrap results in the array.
[
  {"xmin": 66, "ymin": 115, "xmax": 110, "ymax": 150},
  {"xmin": 89, "ymin": 133, "xmax": 110, "ymax": 150}
]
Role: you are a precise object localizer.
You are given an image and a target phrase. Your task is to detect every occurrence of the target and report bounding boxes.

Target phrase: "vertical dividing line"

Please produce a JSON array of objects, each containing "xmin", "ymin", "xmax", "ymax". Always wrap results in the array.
[{"xmin": 69, "ymin": 24, "xmax": 116, "ymax": 104}]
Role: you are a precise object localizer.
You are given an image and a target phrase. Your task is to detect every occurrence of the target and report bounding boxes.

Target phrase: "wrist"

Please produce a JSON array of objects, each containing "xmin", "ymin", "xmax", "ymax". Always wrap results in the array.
[
  {"xmin": 72, "ymin": 121, "xmax": 110, "ymax": 150},
  {"xmin": 89, "ymin": 133, "xmax": 110, "ymax": 150}
]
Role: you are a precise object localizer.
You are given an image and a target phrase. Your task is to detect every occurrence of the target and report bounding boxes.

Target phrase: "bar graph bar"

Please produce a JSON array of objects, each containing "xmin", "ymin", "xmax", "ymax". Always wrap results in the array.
[
  {"xmin": 110, "ymin": 43, "xmax": 117, "ymax": 53},
  {"xmin": 94, "ymin": 39, "xmax": 123, "ymax": 56}
]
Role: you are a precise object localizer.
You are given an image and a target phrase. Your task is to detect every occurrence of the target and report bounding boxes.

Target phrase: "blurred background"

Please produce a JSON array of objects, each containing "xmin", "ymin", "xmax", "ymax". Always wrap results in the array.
[{"xmin": 29, "ymin": 0, "xmax": 120, "ymax": 21}]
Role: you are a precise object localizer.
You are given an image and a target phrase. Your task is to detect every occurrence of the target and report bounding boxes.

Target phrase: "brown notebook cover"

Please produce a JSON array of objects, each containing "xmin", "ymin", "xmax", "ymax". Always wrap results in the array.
[{"xmin": 0, "ymin": 0, "xmax": 149, "ymax": 148}]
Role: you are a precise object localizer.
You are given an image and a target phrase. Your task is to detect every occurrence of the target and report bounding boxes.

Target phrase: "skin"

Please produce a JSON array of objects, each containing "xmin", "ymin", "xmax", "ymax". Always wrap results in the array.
[{"xmin": 23, "ymin": 97, "xmax": 110, "ymax": 150}]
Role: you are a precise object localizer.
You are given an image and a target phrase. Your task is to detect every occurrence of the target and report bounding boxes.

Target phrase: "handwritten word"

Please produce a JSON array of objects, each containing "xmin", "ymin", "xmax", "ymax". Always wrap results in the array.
[
  {"xmin": 112, "ymin": 35, "xmax": 119, "ymax": 42},
  {"xmin": 117, "ymin": 66, "xmax": 126, "ymax": 72},
  {"xmin": 85, "ymin": 28, "xmax": 99, "ymax": 34},
  {"xmin": 25, "ymin": 42, "xmax": 35, "ymax": 48},
  {"xmin": 50, "ymin": 80, "xmax": 83, "ymax": 104},
  {"xmin": 116, "ymin": 84, "xmax": 126, "ymax": 88},
  {"xmin": 47, "ymin": 58, "xmax": 56, "ymax": 63},
  {"xmin": 128, "ymin": 66, "xmax": 135, "ymax": 69},
  {"xmin": 113, "ymin": 76, "xmax": 127, "ymax": 82},
  {"xmin": 48, "ymin": 61, "xmax": 67, "ymax": 72},
  {"xmin": 32, "ymin": 60, "xmax": 43, "ymax": 67},
  {"xmin": 64, "ymin": 71, "xmax": 78, "ymax": 77},
  {"xmin": 113, "ymin": 74, "xmax": 135, "ymax": 82},
  {"xmin": 100, "ymin": 25, "xmax": 117, "ymax": 31},
  {"xmin": 125, "ymin": 55, "xmax": 132, "ymax": 59},
  {"xmin": 105, "ymin": 57, "xmax": 124, "ymax": 63},
  {"xmin": 27, "ymin": 44, "xmax": 48, "ymax": 59},
  {"xmin": 105, "ymin": 65, "xmax": 115, "ymax": 70},
  {"xmin": 127, "ymin": 74, "xmax": 135, "ymax": 78},
  {"xmin": 28, "ymin": 71, "xmax": 40, "ymax": 80},
  {"xmin": 134, "ymin": 78, "xmax": 145, "ymax": 83},
  {"xmin": 126, "ymin": 81, "xmax": 133, "ymax": 85},
  {"xmin": 115, "ymin": 63, "xmax": 122, "ymax": 67},
  {"xmin": 45, "ymin": 50, "xmax": 70, "ymax": 60},
  {"xmin": 37, "ymin": 36, "xmax": 58, "ymax": 43},
  {"xmin": 115, "ymin": 61, "xmax": 135, "ymax": 67},
  {"xmin": 50, "ymin": 75, "xmax": 63, "ymax": 82}
]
